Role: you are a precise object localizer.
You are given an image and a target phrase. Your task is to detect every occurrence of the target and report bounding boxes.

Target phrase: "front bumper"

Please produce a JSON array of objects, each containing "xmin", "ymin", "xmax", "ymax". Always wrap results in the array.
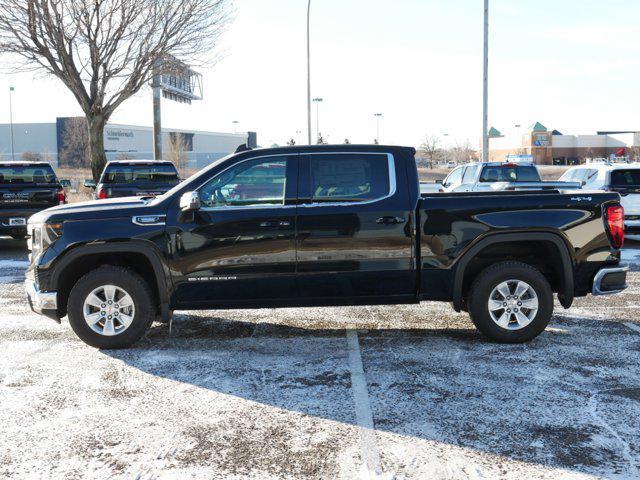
[
  {"xmin": 25, "ymin": 280, "xmax": 59, "ymax": 321},
  {"xmin": 592, "ymin": 265, "xmax": 628, "ymax": 295}
]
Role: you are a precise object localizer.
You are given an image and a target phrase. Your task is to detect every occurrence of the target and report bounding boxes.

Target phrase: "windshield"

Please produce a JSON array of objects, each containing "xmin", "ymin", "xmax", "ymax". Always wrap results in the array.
[
  {"xmin": 479, "ymin": 165, "xmax": 541, "ymax": 182},
  {"xmin": 0, "ymin": 164, "xmax": 57, "ymax": 184},
  {"xmin": 102, "ymin": 164, "xmax": 179, "ymax": 184},
  {"xmin": 610, "ymin": 169, "xmax": 640, "ymax": 187}
]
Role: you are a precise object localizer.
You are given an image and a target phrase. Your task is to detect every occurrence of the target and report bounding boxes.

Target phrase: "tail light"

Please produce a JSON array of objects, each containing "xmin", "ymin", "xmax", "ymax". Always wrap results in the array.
[
  {"xmin": 57, "ymin": 187, "xmax": 67, "ymax": 204},
  {"xmin": 97, "ymin": 187, "xmax": 108, "ymax": 199},
  {"xmin": 605, "ymin": 204, "xmax": 624, "ymax": 249}
]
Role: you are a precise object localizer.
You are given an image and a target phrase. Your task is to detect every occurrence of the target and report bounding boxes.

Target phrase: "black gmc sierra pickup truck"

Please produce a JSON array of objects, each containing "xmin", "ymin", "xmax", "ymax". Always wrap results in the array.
[
  {"xmin": 25, "ymin": 145, "xmax": 628, "ymax": 348},
  {"xmin": 0, "ymin": 161, "xmax": 66, "ymax": 240}
]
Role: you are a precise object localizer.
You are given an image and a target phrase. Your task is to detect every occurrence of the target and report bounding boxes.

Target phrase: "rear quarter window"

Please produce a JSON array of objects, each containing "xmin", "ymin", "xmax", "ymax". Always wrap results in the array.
[
  {"xmin": 479, "ymin": 165, "xmax": 541, "ymax": 182},
  {"xmin": 610, "ymin": 169, "xmax": 640, "ymax": 186},
  {"xmin": 0, "ymin": 165, "xmax": 57, "ymax": 184},
  {"xmin": 102, "ymin": 164, "xmax": 179, "ymax": 183}
]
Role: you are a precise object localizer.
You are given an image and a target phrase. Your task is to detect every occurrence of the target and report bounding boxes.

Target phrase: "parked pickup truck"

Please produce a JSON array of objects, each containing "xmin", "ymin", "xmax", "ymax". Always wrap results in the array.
[
  {"xmin": 432, "ymin": 161, "xmax": 581, "ymax": 193},
  {"xmin": 0, "ymin": 161, "xmax": 66, "ymax": 240},
  {"xmin": 85, "ymin": 160, "xmax": 180, "ymax": 199},
  {"xmin": 25, "ymin": 145, "xmax": 627, "ymax": 348}
]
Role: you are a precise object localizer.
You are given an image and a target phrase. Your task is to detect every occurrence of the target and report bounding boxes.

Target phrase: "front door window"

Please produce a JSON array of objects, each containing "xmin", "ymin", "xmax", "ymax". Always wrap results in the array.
[{"xmin": 199, "ymin": 158, "xmax": 287, "ymax": 208}]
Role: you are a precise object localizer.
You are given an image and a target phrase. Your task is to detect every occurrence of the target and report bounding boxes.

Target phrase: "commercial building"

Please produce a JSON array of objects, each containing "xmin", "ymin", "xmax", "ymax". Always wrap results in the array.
[
  {"xmin": 491, "ymin": 122, "xmax": 640, "ymax": 165},
  {"xmin": 0, "ymin": 117, "xmax": 256, "ymax": 169}
]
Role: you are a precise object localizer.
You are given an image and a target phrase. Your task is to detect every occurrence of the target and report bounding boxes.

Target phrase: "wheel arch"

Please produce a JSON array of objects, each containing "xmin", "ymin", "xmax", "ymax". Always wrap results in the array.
[
  {"xmin": 51, "ymin": 242, "xmax": 171, "ymax": 319},
  {"xmin": 452, "ymin": 232, "xmax": 574, "ymax": 312}
]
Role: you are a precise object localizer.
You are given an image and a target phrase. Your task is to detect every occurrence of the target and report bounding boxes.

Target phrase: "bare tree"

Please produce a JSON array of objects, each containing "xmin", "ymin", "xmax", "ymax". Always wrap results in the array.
[
  {"xmin": 21, "ymin": 152, "xmax": 43, "ymax": 162},
  {"xmin": 286, "ymin": 138, "xmax": 296, "ymax": 146},
  {"xmin": 420, "ymin": 135, "xmax": 440, "ymax": 169},
  {"xmin": 316, "ymin": 133, "xmax": 327, "ymax": 145},
  {"xmin": 628, "ymin": 146, "xmax": 640, "ymax": 163},
  {"xmin": 448, "ymin": 139, "xmax": 475, "ymax": 165},
  {"xmin": 0, "ymin": 0, "xmax": 230, "ymax": 180},
  {"xmin": 165, "ymin": 132, "xmax": 188, "ymax": 174},
  {"xmin": 59, "ymin": 117, "xmax": 89, "ymax": 167}
]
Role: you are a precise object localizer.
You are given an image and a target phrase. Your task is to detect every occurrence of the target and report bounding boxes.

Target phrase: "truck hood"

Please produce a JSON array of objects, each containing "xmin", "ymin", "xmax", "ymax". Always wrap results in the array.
[{"xmin": 29, "ymin": 196, "xmax": 162, "ymax": 224}]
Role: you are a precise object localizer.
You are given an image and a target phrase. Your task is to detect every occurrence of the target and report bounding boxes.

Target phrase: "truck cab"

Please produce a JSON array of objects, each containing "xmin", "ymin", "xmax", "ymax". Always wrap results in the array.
[{"xmin": 87, "ymin": 160, "xmax": 180, "ymax": 200}]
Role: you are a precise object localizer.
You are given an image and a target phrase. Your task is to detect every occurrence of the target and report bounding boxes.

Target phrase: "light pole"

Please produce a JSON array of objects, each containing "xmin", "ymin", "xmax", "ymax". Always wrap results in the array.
[
  {"xmin": 8, "ymin": 86, "xmax": 15, "ymax": 161},
  {"xmin": 313, "ymin": 97, "xmax": 323, "ymax": 141},
  {"xmin": 306, "ymin": 0, "xmax": 312, "ymax": 145},
  {"xmin": 482, "ymin": 0, "xmax": 489, "ymax": 162},
  {"xmin": 374, "ymin": 113, "xmax": 383, "ymax": 143}
]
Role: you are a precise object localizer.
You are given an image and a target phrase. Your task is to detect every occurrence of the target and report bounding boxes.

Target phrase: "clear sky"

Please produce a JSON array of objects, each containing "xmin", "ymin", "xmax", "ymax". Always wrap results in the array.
[{"xmin": 1, "ymin": 0, "xmax": 639, "ymax": 149}]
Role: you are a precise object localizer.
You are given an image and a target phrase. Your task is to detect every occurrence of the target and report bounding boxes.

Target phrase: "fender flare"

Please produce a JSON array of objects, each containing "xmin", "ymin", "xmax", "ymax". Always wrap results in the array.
[
  {"xmin": 452, "ymin": 232, "xmax": 574, "ymax": 312},
  {"xmin": 51, "ymin": 241, "xmax": 171, "ymax": 314}
]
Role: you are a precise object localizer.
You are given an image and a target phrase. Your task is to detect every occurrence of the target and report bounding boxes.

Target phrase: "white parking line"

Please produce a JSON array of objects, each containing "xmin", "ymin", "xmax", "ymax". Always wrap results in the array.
[
  {"xmin": 624, "ymin": 322, "xmax": 640, "ymax": 334},
  {"xmin": 346, "ymin": 329, "xmax": 384, "ymax": 479}
]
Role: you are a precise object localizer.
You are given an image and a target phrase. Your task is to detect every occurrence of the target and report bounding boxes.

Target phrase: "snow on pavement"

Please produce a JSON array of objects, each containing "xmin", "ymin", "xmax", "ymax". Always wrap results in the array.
[{"xmin": 1, "ymin": 237, "xmax": 639, "ymax": 479}]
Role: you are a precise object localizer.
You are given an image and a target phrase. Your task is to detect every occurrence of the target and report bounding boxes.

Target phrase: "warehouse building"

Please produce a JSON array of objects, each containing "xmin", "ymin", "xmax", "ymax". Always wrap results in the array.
[
  {"xmin": 0, "ymin": 117, "xmax": 256, "ymax": 169},
  {"xmin": 491, "ymin": 122, "xmax": 640, "ymax": 165}
]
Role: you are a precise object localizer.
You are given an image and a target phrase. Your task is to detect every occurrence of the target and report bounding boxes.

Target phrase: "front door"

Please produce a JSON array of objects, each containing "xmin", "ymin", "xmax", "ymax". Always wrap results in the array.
[
  {"xmin": 295, "ymin": 152, "xmax": 415, "ymax": 301},
  {"xmin": 168, "ymin": 155, "xmax": 298, "ymax": 308}
]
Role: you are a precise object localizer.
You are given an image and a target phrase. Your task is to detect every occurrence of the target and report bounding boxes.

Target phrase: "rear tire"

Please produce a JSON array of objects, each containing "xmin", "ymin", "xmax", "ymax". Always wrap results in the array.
[
  {"xmin": 468, "ymin": 261, "xmax": 553, "ymax": 343},
  {"xmin": 67, "ymin": 266, "xmax": 155, "ymax": 349}
]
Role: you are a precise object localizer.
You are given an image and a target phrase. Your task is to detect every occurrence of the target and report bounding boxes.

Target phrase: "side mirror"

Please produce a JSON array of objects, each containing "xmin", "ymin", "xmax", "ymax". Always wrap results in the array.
[
  {"xmin": 180, "ymin": 191, "xmax": 201, "ymax": 212},
  {"xmin": 84, "ymin": 179, "xmax": 96, "ymax": 189},
  {"xmin": 581, "ymin": 181, "xmax": 587, "ymax": 186},
  {"xmin": 435, "ymin": 179, "xmax": 443, "ymax": 185}
]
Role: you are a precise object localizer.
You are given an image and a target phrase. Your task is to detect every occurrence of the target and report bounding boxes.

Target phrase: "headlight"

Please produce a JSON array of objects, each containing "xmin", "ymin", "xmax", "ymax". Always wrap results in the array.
[{"xmin": 28, "ymin": 222, "xmax": 63, "ymax": 259}]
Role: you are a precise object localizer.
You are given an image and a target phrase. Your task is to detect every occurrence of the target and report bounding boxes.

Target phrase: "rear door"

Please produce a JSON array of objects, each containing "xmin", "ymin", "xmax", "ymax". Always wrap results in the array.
[{"xmin": 295, "ymin": 151, "xmax": 415, "ymax": 301}]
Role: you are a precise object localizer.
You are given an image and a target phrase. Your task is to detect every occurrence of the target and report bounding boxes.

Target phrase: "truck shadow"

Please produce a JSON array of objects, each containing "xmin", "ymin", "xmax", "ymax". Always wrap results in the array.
[
  {"xmin": 0, "ymin": 235, "xmax": 29, "ymax": 252},
  {"xmin": 102, "ymin": 314, "xmax": 640, "ymax": 478}
]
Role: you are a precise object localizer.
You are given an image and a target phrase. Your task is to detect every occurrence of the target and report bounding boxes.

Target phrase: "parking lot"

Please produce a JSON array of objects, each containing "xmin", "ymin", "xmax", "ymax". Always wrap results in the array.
[{"xmin": 1, "ymin": 237, "xmax": 639, "ymax": 479}]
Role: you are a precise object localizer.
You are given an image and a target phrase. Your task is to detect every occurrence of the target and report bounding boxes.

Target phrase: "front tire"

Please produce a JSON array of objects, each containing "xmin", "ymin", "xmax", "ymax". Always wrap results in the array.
[
  {"xmin": 67, "ymin": 266, "xmax": 155, "ymax": 349},
  {"xmin": 468, "ymin": 261, "xmax": 553, "ymax": 343}
]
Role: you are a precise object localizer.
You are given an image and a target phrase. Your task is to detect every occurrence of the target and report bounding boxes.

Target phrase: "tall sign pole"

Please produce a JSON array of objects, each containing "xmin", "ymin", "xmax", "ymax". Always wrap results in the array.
[
  {"xmin": 482, "ymin": 0, "xmax": 489, "ymax": 162},
  {"xmin": 306, "ymin": 0, "xmax": 312, "ymax": 145},
  {"xmin": 9, "ymin": 86, "xmax": 15, "ymax": 161},
  {"xmin": 152, "ymin": 73, "xmax": 162, "ymax": 160}
]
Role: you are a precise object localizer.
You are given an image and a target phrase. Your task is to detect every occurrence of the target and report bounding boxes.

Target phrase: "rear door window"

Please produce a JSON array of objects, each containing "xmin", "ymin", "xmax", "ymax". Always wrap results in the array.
[
  {"xmin": 610, "ymin": 169, "xmax": 640, "ymax": 187},
  {"xmin": 0, "ymin": 164, "xmax": 57, "ymax": 184},
  {"xmin": 102, "ymin": 164, "xmax": 179, "ymax": 184},
  {"xmin": 479, "ymin": 165, "xmax": 541, "ymax": 182},
  {"xmin": 305, "ymin": 154, "xmax": 390, "ymax": 203}
]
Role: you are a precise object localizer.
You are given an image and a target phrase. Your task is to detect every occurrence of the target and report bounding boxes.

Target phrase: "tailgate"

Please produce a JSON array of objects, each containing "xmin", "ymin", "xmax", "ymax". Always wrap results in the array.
[
  {"xmin": 107, "ymin": 183, "xmax": 173, "ymax": 198},
  {"xmin": 0, "ymin": 186, "xmax": 59, "ymax": 209}
]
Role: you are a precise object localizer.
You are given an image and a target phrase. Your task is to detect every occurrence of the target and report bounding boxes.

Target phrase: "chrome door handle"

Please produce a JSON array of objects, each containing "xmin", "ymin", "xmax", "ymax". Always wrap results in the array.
[
  {"xmin": 376, "ymin": 216, "xmax": 405, "ymax": 225},
  {"xmin": 259, "ymin": 220, "xmax": 291, "ymax": 227}
]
